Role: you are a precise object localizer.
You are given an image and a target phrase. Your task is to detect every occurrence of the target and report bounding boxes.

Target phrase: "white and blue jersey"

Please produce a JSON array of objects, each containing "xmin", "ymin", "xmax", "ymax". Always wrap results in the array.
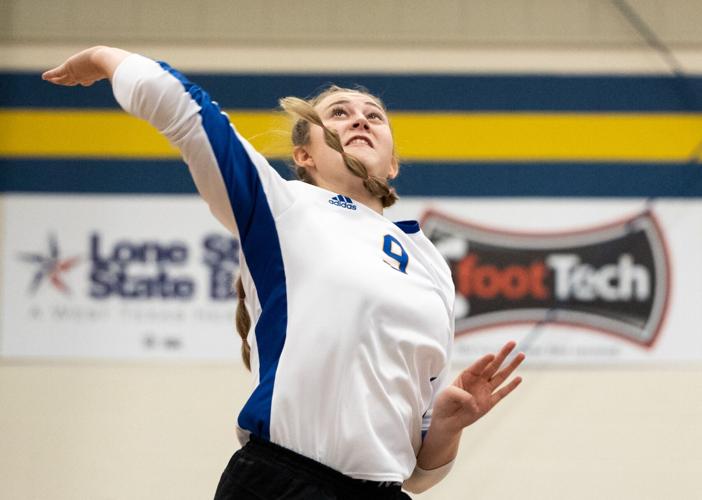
[{"xmin": 112, "ymin": 54, "xmax": 455, "ymax": 482}]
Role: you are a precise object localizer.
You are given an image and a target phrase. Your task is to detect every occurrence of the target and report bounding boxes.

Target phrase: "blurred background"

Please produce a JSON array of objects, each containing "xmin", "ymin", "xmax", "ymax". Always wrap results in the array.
[{"xmin": 1, "ymin": 0, "xmax": 702, "ymax": 498}]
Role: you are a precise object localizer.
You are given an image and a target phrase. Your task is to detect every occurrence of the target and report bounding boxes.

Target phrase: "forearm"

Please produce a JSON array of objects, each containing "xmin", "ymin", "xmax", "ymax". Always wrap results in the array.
[
  {"xmin": 416, "ymin": 419, "xmax": 461, "ymax": 470},
  {"xmin": 403, "ymin": 422, "xmax": 460, "ymax": 493}
]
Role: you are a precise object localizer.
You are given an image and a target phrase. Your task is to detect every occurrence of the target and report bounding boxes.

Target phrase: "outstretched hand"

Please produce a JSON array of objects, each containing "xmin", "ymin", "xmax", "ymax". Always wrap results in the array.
[
  {"xmin": 42, "ymin": 46, "xmax": 130, "ymax": 87},
  {"xmin": 433, "ymin": 341, "xmax": 525, "ymax": 433}
]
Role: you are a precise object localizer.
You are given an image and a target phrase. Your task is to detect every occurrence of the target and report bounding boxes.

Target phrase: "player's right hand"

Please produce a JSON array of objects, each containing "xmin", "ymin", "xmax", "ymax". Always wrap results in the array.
[{"xmin": 42, "ymin": 46, "xmax": 129, "ymax": 87}]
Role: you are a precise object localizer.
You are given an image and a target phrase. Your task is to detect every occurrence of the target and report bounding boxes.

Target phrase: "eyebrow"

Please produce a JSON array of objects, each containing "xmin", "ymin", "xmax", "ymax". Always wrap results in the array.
[{"xmin": 325, "ymin": 99, "xmax": 385, "ymax": 113}]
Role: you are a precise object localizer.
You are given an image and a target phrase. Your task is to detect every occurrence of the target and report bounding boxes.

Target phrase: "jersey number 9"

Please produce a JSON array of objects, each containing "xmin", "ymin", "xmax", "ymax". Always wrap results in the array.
[{"xmin": 382, "ymin": 234, "xmax": 409, "ymax": 274}]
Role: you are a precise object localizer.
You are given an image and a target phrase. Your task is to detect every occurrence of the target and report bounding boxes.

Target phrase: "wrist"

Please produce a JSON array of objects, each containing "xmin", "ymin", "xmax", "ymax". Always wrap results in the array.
[
  {"xmin": 429, "ymin": 411, "xmax": 466, "ymax": 437},
  {"xmin": 89, "ymin": 45, "xmax": 110, "ymax": 65},
  {"xmin": 90, "ymin": 46, "xmax": 131, "ymax": 80}
]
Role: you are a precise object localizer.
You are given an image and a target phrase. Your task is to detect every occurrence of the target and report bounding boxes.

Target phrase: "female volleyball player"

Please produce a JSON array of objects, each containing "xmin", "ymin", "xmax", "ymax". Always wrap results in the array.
[{"xmin": 43, "ymin": 46, "xmax": 525, "ymax": 499}]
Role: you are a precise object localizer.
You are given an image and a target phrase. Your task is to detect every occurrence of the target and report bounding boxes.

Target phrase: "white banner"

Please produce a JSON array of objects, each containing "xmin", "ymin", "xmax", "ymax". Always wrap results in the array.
[
  {"xmin": 1, "ymin": 195, "xmax": 239, "ymax": 360},
  {"xmin": 2, "ymin": 194, "xmax": 702, "ymax": 363}
]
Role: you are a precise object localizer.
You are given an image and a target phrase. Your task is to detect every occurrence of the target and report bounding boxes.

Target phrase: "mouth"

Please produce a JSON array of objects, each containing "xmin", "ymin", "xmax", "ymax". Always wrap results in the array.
[{"xmin": 344, "ymin": 135, "xmax": 374, "ymax": 148}]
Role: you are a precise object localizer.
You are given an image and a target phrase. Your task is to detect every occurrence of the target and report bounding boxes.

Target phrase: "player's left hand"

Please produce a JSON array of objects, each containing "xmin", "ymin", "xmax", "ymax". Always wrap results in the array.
[{"xmin": 433, "ymin": 341, "xmax": 525, "ymax": 433}]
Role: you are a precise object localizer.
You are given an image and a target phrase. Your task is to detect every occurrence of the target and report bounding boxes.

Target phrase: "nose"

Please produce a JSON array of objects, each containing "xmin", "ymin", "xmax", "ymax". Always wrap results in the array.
[{"xmin": 351, "ymin": 113, "xmax": 370, "ymax": 130}]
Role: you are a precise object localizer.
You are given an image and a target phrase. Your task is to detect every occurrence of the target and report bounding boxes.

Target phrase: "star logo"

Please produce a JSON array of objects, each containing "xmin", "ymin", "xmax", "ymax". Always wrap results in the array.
[{"xmin": 18, "ymin": 234, "xmax": 81, "ymax": 295}]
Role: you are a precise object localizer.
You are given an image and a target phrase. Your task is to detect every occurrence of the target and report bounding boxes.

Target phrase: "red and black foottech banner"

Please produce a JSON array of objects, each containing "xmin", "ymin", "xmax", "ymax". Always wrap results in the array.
[{"xmin": 422, "ymin": 210, "xmax": 671, "ymax": 348}]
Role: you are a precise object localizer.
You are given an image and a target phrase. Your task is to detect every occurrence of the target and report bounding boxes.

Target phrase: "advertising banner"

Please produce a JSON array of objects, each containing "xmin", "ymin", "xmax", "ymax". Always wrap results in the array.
[
  {"xmin": 2, "ymin": 194, "xmax": 701, "ymax": 364},
  {"xmin": 1, "ymin": 195, "xmax": 239, "ymax": 360},
  {"xmin": 389, "ymin": 198, "xmax": 702, "ymax": 365}
]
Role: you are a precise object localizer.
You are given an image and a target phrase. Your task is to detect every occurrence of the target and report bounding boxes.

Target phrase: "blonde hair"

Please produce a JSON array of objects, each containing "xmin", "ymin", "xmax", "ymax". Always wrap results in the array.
[{"xmin": 235, "ymin": 85, "xmax": 400, "ymax": 370}]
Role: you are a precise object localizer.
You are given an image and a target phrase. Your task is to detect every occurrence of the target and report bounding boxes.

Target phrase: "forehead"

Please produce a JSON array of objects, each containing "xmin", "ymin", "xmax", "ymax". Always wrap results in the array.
[{"xmin": 315, "ymin": 91, "xmax": 384, "ymax": 111}]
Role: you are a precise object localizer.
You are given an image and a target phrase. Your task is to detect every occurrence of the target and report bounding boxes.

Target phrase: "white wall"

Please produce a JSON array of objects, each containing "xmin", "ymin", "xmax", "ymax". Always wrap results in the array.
[
  {"xmin": 2, "ymin": 0, "xmax": 702, "ymax": 46},
  {"xmin": 2, "ymin": 0, "xmax": 702, "ymax": 74},
  {"xmin": 1, "ymin": 363, "xmax": 701, "ymax": 499}
]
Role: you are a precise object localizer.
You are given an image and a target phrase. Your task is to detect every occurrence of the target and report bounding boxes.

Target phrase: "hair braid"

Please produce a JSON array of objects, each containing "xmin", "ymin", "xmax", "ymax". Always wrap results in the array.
[
  {"xmin": 234, "ymin": 275, "xmax": 251, "ymax": 370},
  {"xmin": 280, "ymin": 96, "xmax": 399, "ymax": 208}
]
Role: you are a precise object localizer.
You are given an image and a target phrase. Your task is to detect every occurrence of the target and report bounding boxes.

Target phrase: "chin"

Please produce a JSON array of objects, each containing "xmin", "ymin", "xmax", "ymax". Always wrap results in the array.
[{"xmin": 346, "ymin": 151, "xmax": 388, "ymax": 177}]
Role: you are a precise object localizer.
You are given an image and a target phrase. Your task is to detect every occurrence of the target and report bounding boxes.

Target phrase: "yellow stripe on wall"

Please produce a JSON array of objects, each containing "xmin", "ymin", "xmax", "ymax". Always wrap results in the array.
[
  {"xmin": 2, "ymin": 110, "xmax": 702, "ymax": 161},
  {"xmin": 0, "ymin": 110, "xmax": 291, "ymax": 158},
  {"xmin": 393, "ymin": 113, "xmax": 702, "ymax": 161}
]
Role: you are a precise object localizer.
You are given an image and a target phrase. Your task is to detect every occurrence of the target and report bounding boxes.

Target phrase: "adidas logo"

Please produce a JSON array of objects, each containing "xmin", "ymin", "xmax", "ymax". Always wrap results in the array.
[{"xmin": 328, "ymin": 194, "xmax": 357, "ymax": 210}]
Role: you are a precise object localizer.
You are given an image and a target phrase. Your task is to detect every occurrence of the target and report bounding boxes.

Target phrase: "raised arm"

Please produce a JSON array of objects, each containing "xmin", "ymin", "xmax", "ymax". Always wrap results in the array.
[{"xmin": 43, "ymin": 47, "xmax": 294, "ymax": 238}]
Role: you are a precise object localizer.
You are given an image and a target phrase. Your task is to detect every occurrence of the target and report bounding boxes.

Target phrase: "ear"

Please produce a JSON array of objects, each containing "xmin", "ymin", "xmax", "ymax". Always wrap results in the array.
[
  {"xmin": 292, "ymin": 145, "xmax": 316, "ymax": 170},
  {"xmin": 387, "ymin": 155, "xmax": 400, "ymax": 180}
]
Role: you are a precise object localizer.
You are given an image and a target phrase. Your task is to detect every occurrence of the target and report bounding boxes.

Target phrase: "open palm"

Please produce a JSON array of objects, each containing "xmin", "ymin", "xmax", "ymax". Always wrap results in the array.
[{"xmin": 433, "ymin": 341, "xmax": 525, "ymax": 432}]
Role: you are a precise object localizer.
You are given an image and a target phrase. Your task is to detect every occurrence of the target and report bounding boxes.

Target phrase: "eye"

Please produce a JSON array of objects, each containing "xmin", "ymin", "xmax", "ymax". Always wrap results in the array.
[
  {"xmin": 330, "ymin": 106, "xmax": 347, "ymax": 117},
  {"xmin": 367, "ymin": 111, "xmax": 384, "ymax": 121}
]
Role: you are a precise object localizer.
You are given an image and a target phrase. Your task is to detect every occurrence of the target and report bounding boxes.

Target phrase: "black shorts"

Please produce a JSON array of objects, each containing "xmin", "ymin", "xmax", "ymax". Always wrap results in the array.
[{"xmin": 213, "ymin": 436, "xmax": 412, "ymax": 500}]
